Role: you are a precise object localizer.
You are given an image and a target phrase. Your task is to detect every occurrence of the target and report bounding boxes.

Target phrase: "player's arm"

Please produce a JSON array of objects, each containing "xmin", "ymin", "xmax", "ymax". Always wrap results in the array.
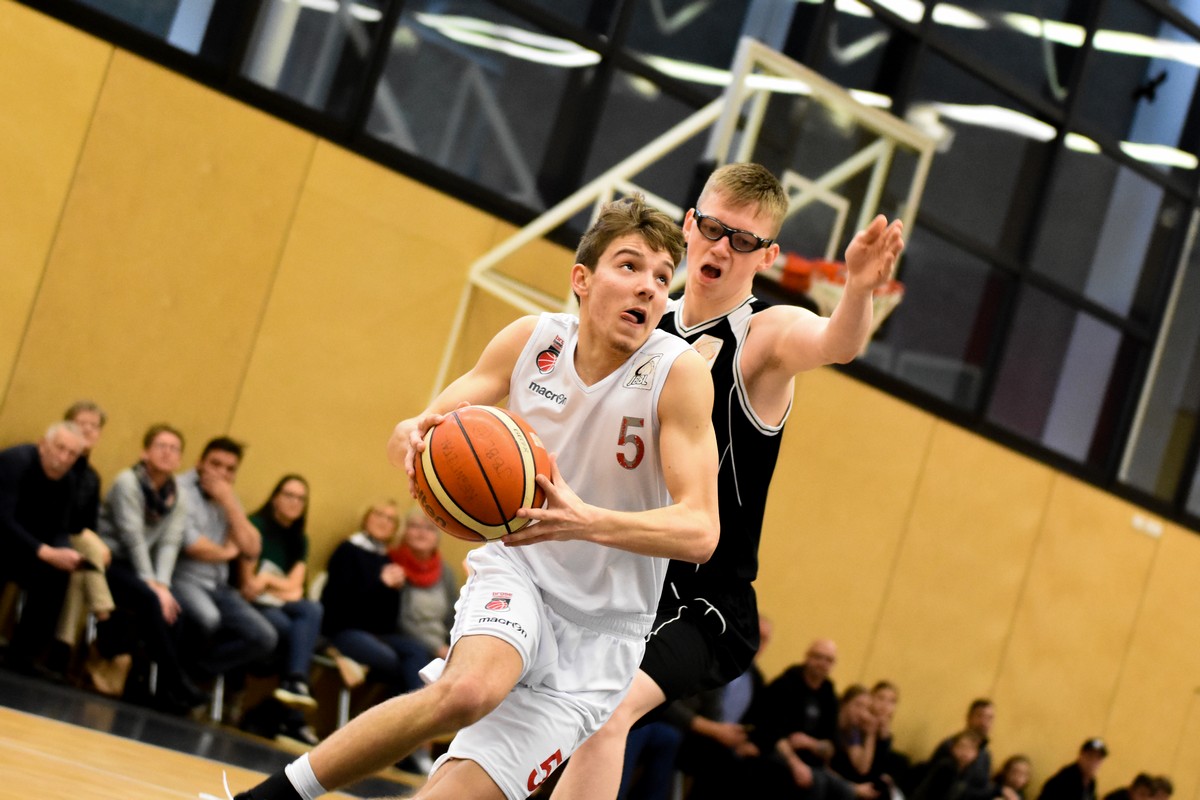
[
  {"xmin": 387, "ymin": 315, "xmax": 538, "ymax": 492},
  {"xmin": 757, "ymin": 215, "xmax": 905, "ymax": 376},
  {"xmin": 508, "ymin": 349, "xmax": 719, "ymax": 563}
]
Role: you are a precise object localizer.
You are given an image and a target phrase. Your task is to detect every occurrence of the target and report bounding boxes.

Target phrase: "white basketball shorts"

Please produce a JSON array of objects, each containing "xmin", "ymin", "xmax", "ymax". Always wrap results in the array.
[{"xmin": 428, "ymin": 544, "xmax": 648, "ymax": 799}]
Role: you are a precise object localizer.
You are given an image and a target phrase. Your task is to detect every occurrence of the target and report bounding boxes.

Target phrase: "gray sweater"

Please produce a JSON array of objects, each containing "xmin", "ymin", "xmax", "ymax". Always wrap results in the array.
[{"xmin": 98, "ymin": 467, "xmax": 186, "ymax": 584}]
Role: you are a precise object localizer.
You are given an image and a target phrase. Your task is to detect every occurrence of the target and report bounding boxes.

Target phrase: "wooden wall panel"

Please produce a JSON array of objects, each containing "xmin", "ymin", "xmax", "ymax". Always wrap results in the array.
[
  {"xmin": 226, "ymin": 141, "xmax": 569, "ymax": 573},
  {"xmin": 0, "ymin": 50, "xmax": 313, "ymax": 480},
  {"xmin": 755, "ymin": 369, "xmax": 935, "ymax": 682},
  {"xmin": 1103, "ymin": 524, "xmax": 1200, "ymax": 794},
  {"xmin": 0, "ymin": 2, "xmax": 110, "ymax": 406},
  {"xmin": 992, "ymin": 476, "xmax": 1158, "ymax": 784},
  {"xmin": 864, "ymin": 422, "xmax": 1053, "ymax": 757}
]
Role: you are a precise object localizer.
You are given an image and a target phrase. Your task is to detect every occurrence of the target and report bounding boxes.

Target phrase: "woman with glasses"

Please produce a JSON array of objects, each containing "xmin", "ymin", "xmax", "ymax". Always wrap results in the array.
[{"xmin": 240, "ymin": 474, "xmax": 324, "ymax": 744}]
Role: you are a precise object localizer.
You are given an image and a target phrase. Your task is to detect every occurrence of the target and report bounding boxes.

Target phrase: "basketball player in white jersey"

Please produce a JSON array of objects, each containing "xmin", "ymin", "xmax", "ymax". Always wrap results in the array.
[
  {"xmin": 209, "ymin": 195, "xmax": 720, "ymax": 800},
  {"xmin": 550, "ymin": 163, "xmax": 905, "ymax": 800}
]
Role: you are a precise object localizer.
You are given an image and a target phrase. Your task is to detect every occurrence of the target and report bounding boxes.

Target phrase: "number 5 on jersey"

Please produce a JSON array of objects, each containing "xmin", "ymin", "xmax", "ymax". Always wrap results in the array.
[{"xmin": 617, "ymin": 416, "xmax": 645, "ymax": 470}]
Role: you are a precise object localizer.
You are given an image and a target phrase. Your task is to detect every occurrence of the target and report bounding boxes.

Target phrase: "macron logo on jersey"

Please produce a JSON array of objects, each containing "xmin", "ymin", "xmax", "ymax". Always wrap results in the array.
[
  {"xmin": 528, "ymin": 381, "xmax": 568, "ymax": 405},
  {"xmin": 625, "ymin": 353, "xmax": 663, "ymax": 391}
]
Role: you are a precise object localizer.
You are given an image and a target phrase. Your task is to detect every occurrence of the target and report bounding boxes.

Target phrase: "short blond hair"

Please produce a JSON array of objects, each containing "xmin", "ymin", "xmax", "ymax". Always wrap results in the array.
[
  {"xmin": 359, "ymin": 498, "xmax": 401, "ymax": 533},
  {"xmin": 698, "ymin": 163, "xmax": 788, "ymax": 235}
]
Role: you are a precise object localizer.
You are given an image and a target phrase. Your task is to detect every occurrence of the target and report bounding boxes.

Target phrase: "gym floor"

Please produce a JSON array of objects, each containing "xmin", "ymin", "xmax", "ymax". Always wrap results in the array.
[{"xmin": 0, "ymin": 667, "xmax": 417, "ymax": 798}]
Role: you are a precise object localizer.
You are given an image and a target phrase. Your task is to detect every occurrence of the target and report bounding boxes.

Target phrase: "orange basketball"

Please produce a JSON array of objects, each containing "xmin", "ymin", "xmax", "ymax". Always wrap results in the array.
[{"xmin": 413, "ymin": 405, "xmax": 552, "ymax": 542}]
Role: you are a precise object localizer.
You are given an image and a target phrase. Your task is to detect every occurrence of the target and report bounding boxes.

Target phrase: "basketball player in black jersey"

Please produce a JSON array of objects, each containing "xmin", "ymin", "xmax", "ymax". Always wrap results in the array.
[{"xmin": 551, "ymin": 163, "xmax": 905, "ymax": 799}]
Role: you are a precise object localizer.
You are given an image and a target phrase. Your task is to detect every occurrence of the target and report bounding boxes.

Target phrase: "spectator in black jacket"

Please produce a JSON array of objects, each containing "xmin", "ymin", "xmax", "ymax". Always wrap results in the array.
[
  {"xmin": 921, "ymin": 699, "xmax": 1011, "ymax": 800},
  {"xmin": 913, "ymin": 730, "xmax": 985, "ymax": 800},
  {"xmin": 54, "ymin": 401, "xmax": 115, "ymax": 671},
  {"xmin": 1037, "ymin": 739, "xmax": 1108, "ymax": 800},
  {"xmin": 0, "ymin": 422, "xmax": 86, "ymax": 676},
  {"xmin": 1102, "ymin": 773, "xmax": 1156, "ymax": 800},
  {"xmin": 743, "ymin": 638, "xmax": 876, "ymax": 800},
  {"xmin": 320, "ymin": 499, "xmax": 430, "ymax": 698}
]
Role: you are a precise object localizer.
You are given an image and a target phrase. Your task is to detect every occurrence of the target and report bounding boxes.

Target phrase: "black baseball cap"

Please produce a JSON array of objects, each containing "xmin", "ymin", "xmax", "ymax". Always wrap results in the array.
[{"xmin": 1081, "ymin": 737, "xmax": 1109, "ymax": 756}]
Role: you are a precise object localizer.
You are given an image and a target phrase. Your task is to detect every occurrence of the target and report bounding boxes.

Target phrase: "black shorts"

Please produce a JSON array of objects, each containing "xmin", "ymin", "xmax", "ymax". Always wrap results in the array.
[{"xmin": 640, "ymin": 579, "xmax": 759, "ymax": 703}]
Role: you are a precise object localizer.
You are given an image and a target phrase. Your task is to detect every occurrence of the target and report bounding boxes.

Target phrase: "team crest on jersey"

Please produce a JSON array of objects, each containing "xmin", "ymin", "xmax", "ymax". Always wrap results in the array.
[
  {"xmin": 485, "ymin": 592, "xmax": 511, "ymax": 612},
  {"xmin": 692, "ymin": 334, "xmax": 723, "ymax": 368},
  {"xmin": 625, "ymin": 353, "xmax": 663, "ymax": 390},
  {"xmin": 536, "ymin": 336, "xmax": 565, "ymax": 374}
]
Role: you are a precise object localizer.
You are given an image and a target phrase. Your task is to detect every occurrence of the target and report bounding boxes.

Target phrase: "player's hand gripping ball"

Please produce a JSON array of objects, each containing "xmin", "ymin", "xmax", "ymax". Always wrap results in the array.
[{"xmin": 414, "ymin": 405, "xmax": 551, "ymax": 542}]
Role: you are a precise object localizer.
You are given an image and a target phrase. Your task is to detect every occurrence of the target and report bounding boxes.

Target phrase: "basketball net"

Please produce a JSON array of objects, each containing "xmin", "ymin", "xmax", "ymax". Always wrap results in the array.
[{"xmin": 771, "ymin": 251, "xmax": 905, "ymax": 341}]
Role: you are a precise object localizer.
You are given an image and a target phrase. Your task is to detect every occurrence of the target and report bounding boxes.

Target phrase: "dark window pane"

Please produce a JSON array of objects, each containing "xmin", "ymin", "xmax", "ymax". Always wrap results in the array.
[
  {"xmin": 626, "ymin": 0, "xmax": 752, "ymax": 71},
  {"xmin": 859, "ymin": 226, "xmax": 1005, "ymax": 409},
  {"xmin": 76, "ymin": 0, "xmax": 177, "ymax": 39},
  {"xmin": 1167, "ymin": 0, "xmax": 1200, "ymax": 29},
  {"xmin": 928, "ymin": 0, "xmax": 1080, "ymax": 101},
  {"xmin": 623, "ymin": 0, "xmax": 799, "ymax": 98},
  {"xmin": 581, "ymin": 69, "xmax": 705, "ymax": 207},
  {"xmin": 75, "ymin": 0, "xmax": 241, "ymax": 59},
  {"xmin": 1029, "ymin": 142, "xmax": 1183, "ymax": 323},
  {"xmin": 908, "ymin": 51, "xmax": 1056, "ymax": 254},
  {"xmin": 1075, "ymin": 0, "xmax": 1200, "ymax": 173},
  {"xmin": 1187, "ymin": 461, "xmax": 1200, "ymax": 517},
  {"xmin": 518, "ymin": 0, "xmax": 618, "ymax": 32},
  {"xmin": 1123, "ymin": 211, "xmax": 1200, "ymax": 502},
  {"xmin": 818, "ymin": 4, "xmax": 903, "ymax": 94},
  {"xmin": 242, "ymin": 0, "xmax": 387, "ymax": 119},
  {"xmin": 363, "ymin": 1, "xmax": 600, "ymax": 208},
  {"xmin": 987, "ymin": 286, "xmax": 1141, "ymax": 468}
]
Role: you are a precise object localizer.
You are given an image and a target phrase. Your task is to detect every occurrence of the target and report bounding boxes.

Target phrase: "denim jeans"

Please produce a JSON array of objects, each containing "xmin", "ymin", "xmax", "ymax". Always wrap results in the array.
[
  {"xmin": 258, "ymin": 599, "xmax": 323, "ymax": 680},
  {"xmin": 174, "ymin": 580, "xmax": 278, "ymax": 677},
  {"xmin": 330, "ymin": 629, "xmax": 433, "ymax": 695}
]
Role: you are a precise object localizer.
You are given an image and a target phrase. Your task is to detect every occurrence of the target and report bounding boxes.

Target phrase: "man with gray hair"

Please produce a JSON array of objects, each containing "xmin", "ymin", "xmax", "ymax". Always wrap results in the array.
[{"xmin": 0, "ymin": 421, "xmax": 86, "ymax": 677}]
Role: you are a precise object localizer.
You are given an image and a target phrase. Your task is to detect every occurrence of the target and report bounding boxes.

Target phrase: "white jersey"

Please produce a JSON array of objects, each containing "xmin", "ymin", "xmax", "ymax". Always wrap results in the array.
[{"xmin": 501, "ymin": 312, "xmax": 693, "ymax": 632}]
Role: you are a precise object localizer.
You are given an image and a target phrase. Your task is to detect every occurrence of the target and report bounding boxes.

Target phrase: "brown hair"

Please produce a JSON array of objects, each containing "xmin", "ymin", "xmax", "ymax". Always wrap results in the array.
[
  {"xmin": 574, "ymin": 194, "xmax": 685, "ymax": 271},
  {"xmin": 64, "ymin": 400, "xmax": 107, "ymax": 427},
  {"xmin": 142, "ymin": 423, "xmax": 185, "ymax": 451}
]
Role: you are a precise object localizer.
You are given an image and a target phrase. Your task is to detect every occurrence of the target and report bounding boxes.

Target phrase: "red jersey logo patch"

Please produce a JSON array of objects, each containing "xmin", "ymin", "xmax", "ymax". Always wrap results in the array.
[
  {"xmin": 536, "ymin": 336, "xmax": 564, "ymax": 374},
  {"xmin": 485, "ymin": 593, "xmax": 512, "ymax": 611}
]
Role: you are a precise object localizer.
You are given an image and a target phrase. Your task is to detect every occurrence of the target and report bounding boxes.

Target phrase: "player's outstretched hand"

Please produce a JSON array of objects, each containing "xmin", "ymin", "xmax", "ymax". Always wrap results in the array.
[
  {"xmin": 505, "ymin": 453, "xmax": 594, "ymax": 547},
  {"xmin": 844, "ymin": 214, "xmax": 904, "ymax": 291}
]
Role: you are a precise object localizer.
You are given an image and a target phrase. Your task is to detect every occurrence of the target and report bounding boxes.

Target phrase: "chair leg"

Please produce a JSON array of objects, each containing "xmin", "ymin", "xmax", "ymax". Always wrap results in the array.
[
  {"xmin": 337, "ymin": 686, "xmax": 351, "ymax": 729},
  {"xmin": 210, "ymin": 673, "xmax": 225, "ymax": 722}
]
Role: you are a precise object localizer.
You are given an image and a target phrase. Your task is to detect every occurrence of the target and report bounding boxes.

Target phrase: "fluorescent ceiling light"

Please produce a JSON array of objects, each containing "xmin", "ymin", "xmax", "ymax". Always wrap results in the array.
[
  {"xmin": 1119, "ymin": 141, "xmax": 1199, "ymax": 168},
  {"xmin": 412, "ymin": 13, "xmax": 600, "ymax": 68},
  {"xmin": 934, "ymin": 102, "xmax": 1057, "ymax": 141},
  {"xmin": 1065, "ymin": 132, "xmax": 1101, "ymax": 153},
  {"xmin": 871, "ymin": 0, "xmax": 925, "ymax": 24},
  {"xmin": 834, "ymin": 0, "xmax": 876, "ymax": 19},
  {"xmin": 1094, "ymin": 29, "xmax": 1200, "ymax": 66},
  {"xmin": 296, "ymin": 0, "xmax": 382, "ymax": 23},
  {"xmin": 931, "ymin": 5, "xmax": 987, "ymax": 30},
  {"xmin": 1000, "ymin": 13, "xmax": 1087, "ymax": 47}
]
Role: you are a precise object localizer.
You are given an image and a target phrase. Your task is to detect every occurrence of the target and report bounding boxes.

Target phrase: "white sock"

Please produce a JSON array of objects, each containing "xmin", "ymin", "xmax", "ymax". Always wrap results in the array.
[{"xmin": 284, "ymin": 753, "xmax": 327, "ymax": 800}]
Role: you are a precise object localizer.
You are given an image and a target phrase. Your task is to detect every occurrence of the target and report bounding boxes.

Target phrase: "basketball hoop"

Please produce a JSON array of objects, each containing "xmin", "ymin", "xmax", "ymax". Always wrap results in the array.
[{"xmin": 775, "ymin": 252, "xmax": 904, "ymax": 338}]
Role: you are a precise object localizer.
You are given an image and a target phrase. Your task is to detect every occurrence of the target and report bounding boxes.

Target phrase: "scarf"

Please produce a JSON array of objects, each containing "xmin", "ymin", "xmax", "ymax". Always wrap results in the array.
[
  {"xmin": 390, "ymin": 543, "xmax": 443, "ymax": 588},
  {"xmin": 133, "ymin": 461, "xmax": 177, "ymax": 526}
]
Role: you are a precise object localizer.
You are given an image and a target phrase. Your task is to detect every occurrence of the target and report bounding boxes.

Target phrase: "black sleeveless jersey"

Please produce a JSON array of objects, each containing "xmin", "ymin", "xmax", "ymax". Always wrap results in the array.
[{"xmin": 658, "ymin": 295, "xmax": 790, "ymax": 587}]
